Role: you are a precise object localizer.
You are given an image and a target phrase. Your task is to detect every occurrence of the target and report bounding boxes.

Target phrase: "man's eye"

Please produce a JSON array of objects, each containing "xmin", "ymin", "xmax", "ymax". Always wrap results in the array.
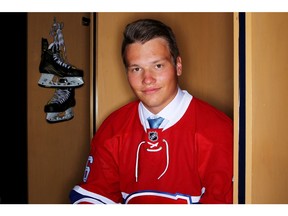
[
  {"xmin": 128, "ymin": 67, "xmax": 140, "ymax": 72},
  {"xmin": 132, "ymin": 67, "xmax": 140, "ymax": 72},
  {"xmin": 155, "ymin": 64, "xmax": 163, "ymax": 69}
]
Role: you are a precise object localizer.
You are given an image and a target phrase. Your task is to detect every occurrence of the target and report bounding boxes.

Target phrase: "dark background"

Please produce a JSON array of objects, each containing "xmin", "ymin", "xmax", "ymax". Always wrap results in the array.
[{"xmin": 0, "ymin": 12, "xmax": 28, "ymax": 204}]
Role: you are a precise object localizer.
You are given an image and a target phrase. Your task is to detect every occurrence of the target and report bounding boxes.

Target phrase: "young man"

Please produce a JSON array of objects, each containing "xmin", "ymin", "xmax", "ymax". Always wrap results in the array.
[{"xmin": 70, "ymin": 18, "xmax": 233, "ymax": 204}]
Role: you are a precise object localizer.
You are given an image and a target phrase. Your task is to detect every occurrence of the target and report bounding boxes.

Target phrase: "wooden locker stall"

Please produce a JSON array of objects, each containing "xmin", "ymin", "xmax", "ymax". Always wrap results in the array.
[
  {"xmin": 95, "ymin": 12, "xmax": 235, "ymax": 201},
  {"xmin": 27, "ymin": 13, "xmax": 91, "ymax": 203}
]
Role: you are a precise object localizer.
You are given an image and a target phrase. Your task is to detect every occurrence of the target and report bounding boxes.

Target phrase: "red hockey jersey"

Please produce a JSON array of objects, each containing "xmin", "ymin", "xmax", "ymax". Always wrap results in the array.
[{"xmin": 70, "ymin": 97, "xmax": 233, "ymax": 204}]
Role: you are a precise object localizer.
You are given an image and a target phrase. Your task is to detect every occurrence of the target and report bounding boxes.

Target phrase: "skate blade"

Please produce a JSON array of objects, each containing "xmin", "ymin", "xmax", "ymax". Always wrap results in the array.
[
  {"xmin": 46, "ymin": 107, "xmax": 74, "ymax": 123},
  {"xmin": 38, "ymin": 73, "xmax": 84, "ymax": 88}
]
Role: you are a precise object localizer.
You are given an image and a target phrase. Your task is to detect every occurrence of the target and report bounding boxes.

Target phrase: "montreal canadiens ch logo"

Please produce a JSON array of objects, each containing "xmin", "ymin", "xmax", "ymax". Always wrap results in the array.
[{"xmin": 148, "ymin": 131, "xmax": 158, "ymax": 142}]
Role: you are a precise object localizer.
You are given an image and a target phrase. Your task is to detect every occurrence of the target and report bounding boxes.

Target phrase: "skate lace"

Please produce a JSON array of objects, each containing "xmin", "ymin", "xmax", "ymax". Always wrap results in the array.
[
  {"xmin": 50, "ymin": 89, "xmax": 71, "ymax": 104},
  {"xmin": 47, "ymin": 17, "xmax": 72, "ymax": 70},
  {"xmin": 48, "ymin": 38, "xmax": 72, "ymax": 69},
  {"xmin": 53, "ymin": 52, "xmax": 71, "ymax": 69},
  {"xmin": 50, "ymin": 17, "xmax": 67, "ymax": 59},
  {"xmin": 48, "ymin": 42, "xmax": 71, "ymax": 69}
]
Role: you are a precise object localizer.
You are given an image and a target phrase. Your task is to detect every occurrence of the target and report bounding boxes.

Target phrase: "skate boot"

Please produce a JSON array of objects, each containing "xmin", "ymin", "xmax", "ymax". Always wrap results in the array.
[
  {"xmin": 38, "ymin": 38, "xmax": 84, "ymax": 88},
  {"xmin": 44, "ymin": 88, "xmax": 76, "ymax": 123}
]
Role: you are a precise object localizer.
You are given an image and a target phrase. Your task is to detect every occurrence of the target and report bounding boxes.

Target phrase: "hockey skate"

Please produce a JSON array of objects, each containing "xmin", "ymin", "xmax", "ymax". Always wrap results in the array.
[
  {"xmin": 38, "ymin": 38, "xmax": 84, "ymax": 88},
  {"xmin": 44, "ymin": 88, "xmax": 76, "ymax": 123}
]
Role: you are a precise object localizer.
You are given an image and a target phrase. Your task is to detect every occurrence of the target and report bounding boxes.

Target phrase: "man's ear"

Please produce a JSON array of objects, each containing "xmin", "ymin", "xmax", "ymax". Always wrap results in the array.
[{"xmin": 176, "ymin": 56, "xmax": 182, "ymax": 76}]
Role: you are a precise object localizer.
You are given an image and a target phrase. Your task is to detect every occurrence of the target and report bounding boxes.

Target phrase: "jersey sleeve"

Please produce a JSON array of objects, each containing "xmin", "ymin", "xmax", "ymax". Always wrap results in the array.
[
  {"xmin": 70, "ymin": 115, "xmax": 123, "ymax": 204},
  {"xmin": 69, "ymin": 101, "xmax": 139, "ymax": 204}
]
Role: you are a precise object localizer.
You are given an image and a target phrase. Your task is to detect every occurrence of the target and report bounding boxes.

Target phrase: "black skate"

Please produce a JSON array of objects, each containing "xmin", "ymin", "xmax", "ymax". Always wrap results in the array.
[
  {"xmin": 44, "ymin": 88, "xmax": 76, "ymax": 123},
  {"xmin": 38, "ymin": 38, "xmax": 84, "ymax": 88}
]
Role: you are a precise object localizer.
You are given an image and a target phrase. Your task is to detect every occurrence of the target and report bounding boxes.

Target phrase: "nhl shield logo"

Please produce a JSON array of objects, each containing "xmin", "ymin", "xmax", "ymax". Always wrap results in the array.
[{"xmin": 148, "ymin": 131, "xmax": 158, "ymax": 142}]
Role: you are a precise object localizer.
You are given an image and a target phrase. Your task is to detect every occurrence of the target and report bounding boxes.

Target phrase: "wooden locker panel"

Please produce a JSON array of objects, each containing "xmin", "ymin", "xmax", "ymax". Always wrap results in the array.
[
  {"xmin": 27, "ymin": 13, "xmax": 91, "ymax": 203},
  {"xmin": 246, "ymin": 12, "xmax": 288, "ymax": 203}
]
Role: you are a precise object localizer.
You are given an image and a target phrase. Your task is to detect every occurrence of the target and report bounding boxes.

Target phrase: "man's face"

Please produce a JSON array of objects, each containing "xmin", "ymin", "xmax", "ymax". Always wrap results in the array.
[{"xmin": 125, "ymin": 37, "xmax": 182, "ymax": 114}]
